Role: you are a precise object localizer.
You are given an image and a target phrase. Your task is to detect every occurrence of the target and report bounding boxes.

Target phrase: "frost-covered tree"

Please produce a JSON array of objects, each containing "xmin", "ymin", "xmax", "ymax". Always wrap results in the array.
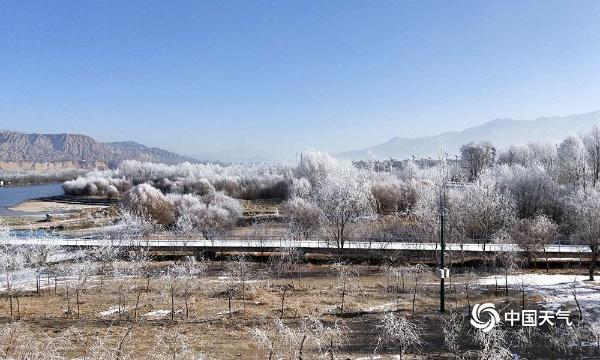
[
  {"xmin": 0, "ymin": 245, "xmax": 26, "ymax": 319},
  {"xmin": 375, "ymin": 312, "xmax": 422, "ymax": 359},
  {"xmin": 474, "ymin": 326, "xmax": 512, "ymax": 360},
  {"xmin": 313, "ymin": 163, "xmax": 373, "ymax": 251},
  {"xmin": 168, "ymin": 192, "xmax": 242, "ymax": 239},
  {"xmin": 497, "ymin": 145, "xmax": 532, "ymax": 167},
  {"xmin": 147, "ymin": 326, "xmax": 205, "ymax": 360},
  {"xmin": 294, "ymin": 151, "xmax": 343, "ymax": 188},
  {"xmin": 281, "ymin": 197, "xmax": 322, "ymax": 241},
  {"xmin": 511, "ymin": 214, "xmax": 558, "ymax": 270},
  {"xmin": 527, "ymin": 141, "xmax": 558, "ymax": 172},
  {"xmin": 442, "ymin": 311, "xmax": 464, "ymax": 359},
  {"xmin": 566, "ymin": 188, "xmax": 600, "ymax": 280},
  {"xmin": 251, "ymin": 327, "xmax": 276, "ymax": 360},
  {"xmin": 332, "ymin": 262, "xmax": 360, "ymax": 316},
  {"xmin": 492, "ymin": 164, "xmax": 561, "ymax": 219},
  {"xmin": 584, "ymin": 125, "xmax": 600, "ymax": 187},
  {"xmin": 460, "ymin": 141, "xmax": 496, "ymax": 181},
  {"xmin": 222, "ymin": 255, "xmax": 255, "ymax": 315},
  {"xmin": 493, "ymin": 229, "xmax": 519, "ymax": 296},
  {"xmin": 273, "ymin": 315, "xmax": 347, "ymax": 360},
  {"xmin": 289, "ymin": 177, "xmax": 312, "ymax": 199},
  {"xmin": 557, "ymin": 135, "xmax": 586, "ymax": 188},
  {"xmin": 448, "ymin": 172, "xmax": 515, "ymax": 250}
]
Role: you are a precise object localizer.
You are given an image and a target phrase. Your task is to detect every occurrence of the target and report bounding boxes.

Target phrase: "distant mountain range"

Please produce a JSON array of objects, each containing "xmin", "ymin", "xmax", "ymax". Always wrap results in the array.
[
  {"xmin": 338, "ymin": 110, "xmax": 600, "ymax": 160},
  {"xmin": 0, "ymin": 131, "xmax": 196, "ymax": 166}
]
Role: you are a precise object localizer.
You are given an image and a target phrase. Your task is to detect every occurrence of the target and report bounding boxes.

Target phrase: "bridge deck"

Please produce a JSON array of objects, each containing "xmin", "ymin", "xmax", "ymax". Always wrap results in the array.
[{"xmin": 0, "ymin": 238, "xmax": 590, "ymax": 254}]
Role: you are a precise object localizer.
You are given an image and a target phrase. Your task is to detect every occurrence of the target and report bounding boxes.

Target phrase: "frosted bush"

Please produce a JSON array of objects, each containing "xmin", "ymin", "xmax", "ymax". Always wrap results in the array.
[
  {"xmin": 289, "ymin": 177, "xmax": 311, "ymax": 198},
  {"xmin": 117, "ymin": 160, "xmax": 290, "ymax": 199},
  {"xmin": 168, "ymin": 191, "xmax": 242, "ymax": 238},
  {"xmin": 62, "ymin": 170, "xmax": 130, "ymax": 198},
  {"xmin": 0, "ymin": 168, "xmax": 86, "ymax": 186},
  {"xmin": 122, "ymin": 184, "xmax": 176, "ymax": 227}
]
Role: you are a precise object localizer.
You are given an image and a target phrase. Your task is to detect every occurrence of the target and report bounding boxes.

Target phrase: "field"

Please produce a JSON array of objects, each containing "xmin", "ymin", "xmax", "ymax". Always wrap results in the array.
[{"xmin": 1, "ymin": 250, "xmax": 598, "ymax": 359}]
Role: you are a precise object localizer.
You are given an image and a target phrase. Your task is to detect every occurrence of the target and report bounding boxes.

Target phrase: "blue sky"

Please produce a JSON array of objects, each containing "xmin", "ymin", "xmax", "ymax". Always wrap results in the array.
[{"xmin": 1, "ymin": 1, "xmax": 599, "ymax": 161}]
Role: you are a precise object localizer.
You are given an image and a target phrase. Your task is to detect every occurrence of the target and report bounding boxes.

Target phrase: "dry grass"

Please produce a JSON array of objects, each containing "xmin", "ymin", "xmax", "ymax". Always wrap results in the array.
[{"xmin": 0, "ymin": 261, "xmax": 585, "ymax": 359}]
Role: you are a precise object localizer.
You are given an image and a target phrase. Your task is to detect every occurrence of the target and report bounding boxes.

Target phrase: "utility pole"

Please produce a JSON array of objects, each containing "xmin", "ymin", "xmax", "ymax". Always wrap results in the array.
[
  {"xmin": 440, "ymin": 191, "xmax": 446, "ymax": 312},
  {"xmin": 439, "ymin": 179, "xmax": 447, "ymax": 313}
]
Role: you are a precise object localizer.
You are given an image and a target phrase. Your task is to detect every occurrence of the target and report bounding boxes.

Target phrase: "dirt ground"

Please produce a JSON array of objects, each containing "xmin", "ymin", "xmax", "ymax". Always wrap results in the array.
[{"xmin": 2, "ymin": 257, "xmax": 589, "ymax": 359}]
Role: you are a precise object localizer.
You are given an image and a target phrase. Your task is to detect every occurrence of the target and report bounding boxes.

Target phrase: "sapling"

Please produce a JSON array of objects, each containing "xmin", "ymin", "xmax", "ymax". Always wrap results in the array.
[{"xmin": 375, "ymin": 312, "xmax": 422, "ymax": 359}]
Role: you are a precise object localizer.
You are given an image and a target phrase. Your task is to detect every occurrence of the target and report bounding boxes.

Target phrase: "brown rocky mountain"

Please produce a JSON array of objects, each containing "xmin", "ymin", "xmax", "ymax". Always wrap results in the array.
[{"xmin": 0, "ymin": 130, "xmax": 195, "ymax": 167}]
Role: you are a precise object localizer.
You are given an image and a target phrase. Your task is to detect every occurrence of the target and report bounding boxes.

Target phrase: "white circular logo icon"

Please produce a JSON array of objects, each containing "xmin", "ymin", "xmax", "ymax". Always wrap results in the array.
[{"xmin": 470, "ymin": 303, "xmax": 500, "ymax": 332}]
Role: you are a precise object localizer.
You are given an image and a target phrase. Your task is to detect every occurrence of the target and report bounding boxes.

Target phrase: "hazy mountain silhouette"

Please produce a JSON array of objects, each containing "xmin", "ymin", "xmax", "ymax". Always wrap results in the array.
[{"xmin": 338, "ymin": 110, "xmax": 600, "ymax": 160}]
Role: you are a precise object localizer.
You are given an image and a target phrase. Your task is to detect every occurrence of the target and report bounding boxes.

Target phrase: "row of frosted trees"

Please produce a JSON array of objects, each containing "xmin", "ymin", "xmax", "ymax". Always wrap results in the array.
[{"xmin": 56, "ymin": 125, "xmax": 600, "ymax": 279}]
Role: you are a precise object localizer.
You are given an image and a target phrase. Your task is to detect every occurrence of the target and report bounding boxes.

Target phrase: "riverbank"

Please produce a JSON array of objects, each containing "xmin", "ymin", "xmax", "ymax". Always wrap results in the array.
[
  {"xmin": 8, "ymin": 195, "xmax": 116, "ymax": 214},
  {"xmin": 1, "ymin": 188, "xmax": 119, "ymax": 231}
]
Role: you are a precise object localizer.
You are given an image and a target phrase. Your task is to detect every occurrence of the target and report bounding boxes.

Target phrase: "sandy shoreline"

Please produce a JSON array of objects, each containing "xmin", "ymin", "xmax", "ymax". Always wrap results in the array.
[
  {"xmin": 1, "ymin": 195, "xmax": 118, "ymax": 231},
  {"xmin": 8, "ymin": 199, "xmax": 106, "ymax": 213}
]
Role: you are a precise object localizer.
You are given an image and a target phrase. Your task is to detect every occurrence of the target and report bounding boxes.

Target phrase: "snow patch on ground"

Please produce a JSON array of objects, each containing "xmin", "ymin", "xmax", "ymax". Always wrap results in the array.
[
  {"xmin": 363, "ymin": 301, "xmax": 399, "ymax": 313},
  {"xmin": 479, "ymin": 273, "xmax": 600, "ymax": 318},
  {"xmin": 216, "ymin": 309, "xmax": 240, "ymax": 316},
  {"xmin": 46, "ymin": 249, "xmax": 87, "ymax": 263},
  {"xmin": 99, "ymin": 306, "xmax": 126, "ymax": 317},
  {"xmin": 143, "ymin": 309, "xmax": 177, "ymax": 319},
  {"xmin": 479, "ymin": 273, "xmax": 581, "ymax": 287}
]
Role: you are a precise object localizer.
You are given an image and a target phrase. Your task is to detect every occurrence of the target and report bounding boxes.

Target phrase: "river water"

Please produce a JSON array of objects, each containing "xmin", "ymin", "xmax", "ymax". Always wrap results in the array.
[{"xmin": 0, "ymin": 183, "xmax": 64, "ymax": 216}]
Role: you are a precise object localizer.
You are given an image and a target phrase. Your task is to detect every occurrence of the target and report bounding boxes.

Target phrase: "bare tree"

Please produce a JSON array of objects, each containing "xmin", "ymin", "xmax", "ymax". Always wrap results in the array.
[{"xmin": 371, "ymin": 179, "xmax": 417, "ymax": 215}]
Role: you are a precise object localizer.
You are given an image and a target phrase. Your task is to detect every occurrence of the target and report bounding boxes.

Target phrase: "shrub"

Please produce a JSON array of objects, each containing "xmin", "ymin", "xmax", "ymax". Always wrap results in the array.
[{"xmin": 121, "ymin": 184, "xmax": 176, "ymax": 227}]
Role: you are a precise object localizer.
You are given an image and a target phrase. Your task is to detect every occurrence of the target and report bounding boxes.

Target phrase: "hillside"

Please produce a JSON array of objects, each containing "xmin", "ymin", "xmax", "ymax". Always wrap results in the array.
[
  {"xmin": 0, "ymin": 131, "xmax": 194, "ymax": 166},
  {"xmin": 105, "ymin": 141, "xmax": 197, "ymax": 164},
  {"xmin": 338, "ymin": 110, "xmax": 600, "ymax": 160}
]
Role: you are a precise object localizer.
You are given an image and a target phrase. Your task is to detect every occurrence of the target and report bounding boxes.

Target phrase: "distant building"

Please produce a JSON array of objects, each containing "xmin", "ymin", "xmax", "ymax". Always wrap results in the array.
[{"xmin": 352, "ymin": 157, "xmax": 440, "ymax": 173}]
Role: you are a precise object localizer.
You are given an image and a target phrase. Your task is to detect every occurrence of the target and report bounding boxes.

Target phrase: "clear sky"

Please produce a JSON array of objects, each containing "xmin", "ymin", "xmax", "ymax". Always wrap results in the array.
[{"xmin": 1, "ymin": 1, "xmax": 599, "ymax": 161}]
